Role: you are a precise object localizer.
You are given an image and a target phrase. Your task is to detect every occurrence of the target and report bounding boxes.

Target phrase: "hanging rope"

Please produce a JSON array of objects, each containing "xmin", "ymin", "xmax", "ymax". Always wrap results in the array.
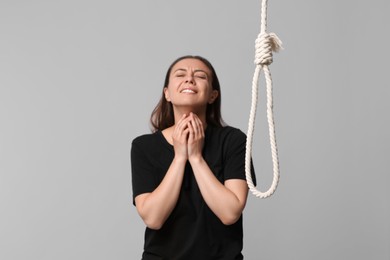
[{"xmin": 245, "ymin": 0, "xmax": 282, "ymax": 198}]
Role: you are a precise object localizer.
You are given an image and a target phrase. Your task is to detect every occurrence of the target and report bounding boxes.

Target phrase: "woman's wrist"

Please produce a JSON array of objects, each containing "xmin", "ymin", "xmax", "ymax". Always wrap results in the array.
[
  {"xmin": 173, "ymin": 154, "xmax": 188, "ymax": 164},
  {"xmin": 188, "ymin": 154, "xmax": 204, "ymax": 165}
]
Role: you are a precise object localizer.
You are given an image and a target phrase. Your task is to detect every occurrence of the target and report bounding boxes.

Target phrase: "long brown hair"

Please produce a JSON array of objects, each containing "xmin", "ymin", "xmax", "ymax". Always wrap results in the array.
[{"xmin": 150, "ymin": 55, "xmax": 225, "ymax": 132}]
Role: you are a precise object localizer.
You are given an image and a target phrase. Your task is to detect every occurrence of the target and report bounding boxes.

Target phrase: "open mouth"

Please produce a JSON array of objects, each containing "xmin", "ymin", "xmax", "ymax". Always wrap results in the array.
[{"xmin": 181, "ymin": 89, "xmax": 196, "ymax": 94}]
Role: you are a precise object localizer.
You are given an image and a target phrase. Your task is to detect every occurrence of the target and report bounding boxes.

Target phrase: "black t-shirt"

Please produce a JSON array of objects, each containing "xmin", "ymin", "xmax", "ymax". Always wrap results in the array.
[{"xmin": 131, "ymin": 126, "xmax": 256, "ymax": 260}]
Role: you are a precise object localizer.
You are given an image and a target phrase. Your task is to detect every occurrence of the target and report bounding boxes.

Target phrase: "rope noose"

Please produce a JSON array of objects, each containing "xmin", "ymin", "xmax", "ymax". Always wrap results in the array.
[{"xmin": 245, "ymin": 0, "xmax": 282, "ymax": 198}]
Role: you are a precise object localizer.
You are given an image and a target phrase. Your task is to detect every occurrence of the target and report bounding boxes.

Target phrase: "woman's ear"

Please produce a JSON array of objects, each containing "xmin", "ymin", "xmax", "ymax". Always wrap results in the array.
[
  {"xmin": 208, "ymin": 90, "xmax": 219, "ymax": 104},
  {"xmin": 164, "ymin": 87, "xmax": 171, "ymax": 102}
]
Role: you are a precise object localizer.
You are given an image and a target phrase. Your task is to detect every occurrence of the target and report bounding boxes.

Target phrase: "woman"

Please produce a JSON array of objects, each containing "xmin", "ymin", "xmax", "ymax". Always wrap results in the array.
[{"xmin": 131, "ymin": 55, "xmax": 255, "ymax": 260}]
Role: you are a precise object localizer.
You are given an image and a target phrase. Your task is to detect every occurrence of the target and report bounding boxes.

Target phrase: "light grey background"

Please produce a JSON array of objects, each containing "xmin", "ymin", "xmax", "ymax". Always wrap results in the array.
[{"xmin": 1, "ymin": 0, "xmax": 389, "ymax": 259}]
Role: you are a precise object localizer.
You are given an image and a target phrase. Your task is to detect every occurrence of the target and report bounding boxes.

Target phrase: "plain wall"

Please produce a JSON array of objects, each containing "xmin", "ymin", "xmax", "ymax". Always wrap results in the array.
[{"xmin": 1, "ymin": 0, "xmax": 389, "ymax": 259}]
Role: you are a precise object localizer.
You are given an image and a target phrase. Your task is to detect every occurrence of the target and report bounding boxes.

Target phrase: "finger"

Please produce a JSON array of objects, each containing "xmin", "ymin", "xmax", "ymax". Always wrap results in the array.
[
  {"xmin": 189, "ymin": 121, "xmax": 203, "ymax": 145},
  {"xmin": 176, "ymin": 114, "xmax": 187, "ymax": 128},
  {"xmin": 190, "ymin": 115, "xmax": 203, "ymax": 138},
  {"xmin": 174, "ymin": 114, "xmax": 189, "ymax": 135},
  {"xmin": 187, "ymin": 121, "xmax": 194, "ymax": 142}
]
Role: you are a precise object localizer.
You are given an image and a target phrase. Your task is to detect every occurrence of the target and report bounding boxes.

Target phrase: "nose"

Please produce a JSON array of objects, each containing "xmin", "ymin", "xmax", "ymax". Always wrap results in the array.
[{"xmin": 185, "ymin": 74, "xmax": 194, "ymax": 84}]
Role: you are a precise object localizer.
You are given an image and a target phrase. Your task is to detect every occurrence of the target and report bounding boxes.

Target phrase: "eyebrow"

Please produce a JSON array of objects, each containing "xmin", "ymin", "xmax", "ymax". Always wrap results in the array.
[
  {"xmin": 194, "ymin": 69, "xmax": 208, "ymax": 74},
  {"xmin": 173, "ymin": 68, "xmax": 209, "ymax": 75},
  {"xmin": 173, "ymin": 68, "xmax": 186, "ymax": 73}
]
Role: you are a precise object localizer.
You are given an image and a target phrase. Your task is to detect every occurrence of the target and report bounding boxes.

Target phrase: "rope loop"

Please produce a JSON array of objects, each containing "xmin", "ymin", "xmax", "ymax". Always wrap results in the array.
[
  {"xmin": 245, "ymin": 0, "xmax": 283, "ymax": 198},
  {"xmin": 254, "ymin": 32, "xmax": 283, "ymax": 66}
]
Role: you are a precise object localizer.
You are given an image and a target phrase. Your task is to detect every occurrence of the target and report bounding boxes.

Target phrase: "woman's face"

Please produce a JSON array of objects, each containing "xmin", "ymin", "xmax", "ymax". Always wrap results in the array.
[{"xmin": 164, "ymin": 58, "xmax": 218, "ymax": 110}]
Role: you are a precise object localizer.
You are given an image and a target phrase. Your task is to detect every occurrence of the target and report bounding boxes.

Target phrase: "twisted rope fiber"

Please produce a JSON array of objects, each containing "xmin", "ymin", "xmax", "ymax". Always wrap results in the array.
[{"xmin": 245, "ymin": 0, "xmax": 282, "ymax": 198}]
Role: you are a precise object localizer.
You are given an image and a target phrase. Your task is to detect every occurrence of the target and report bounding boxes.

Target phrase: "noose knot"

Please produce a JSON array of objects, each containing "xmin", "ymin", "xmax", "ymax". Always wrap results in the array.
[{"xmin": 254, "ymin": 32, "xmax": 283, "ymax": 66}]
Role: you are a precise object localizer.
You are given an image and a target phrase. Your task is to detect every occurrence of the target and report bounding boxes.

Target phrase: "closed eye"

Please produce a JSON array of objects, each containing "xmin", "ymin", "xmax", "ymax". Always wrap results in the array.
[{"xmin": 195, "ymin": 73, "xmax": 207, "ymax": 79}]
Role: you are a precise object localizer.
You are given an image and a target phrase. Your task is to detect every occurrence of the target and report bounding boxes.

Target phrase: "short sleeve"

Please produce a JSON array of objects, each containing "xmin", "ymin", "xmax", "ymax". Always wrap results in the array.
[
  {"xmin": 131, "ymin": 137, "xmax": 157, "ymax": 205},
  {"xmin": 223, "ymin": 128, "xmax": 256, "ymax": 185}
]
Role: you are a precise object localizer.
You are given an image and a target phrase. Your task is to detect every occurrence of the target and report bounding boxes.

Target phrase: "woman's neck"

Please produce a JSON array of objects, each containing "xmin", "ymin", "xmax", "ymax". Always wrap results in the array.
[{"xmin": 173, "ymin": 108, "xmax": 207, "ymax": 127}]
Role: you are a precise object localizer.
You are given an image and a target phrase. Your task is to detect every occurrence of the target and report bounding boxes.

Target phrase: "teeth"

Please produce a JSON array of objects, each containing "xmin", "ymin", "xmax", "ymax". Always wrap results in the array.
[{"xmin": 181, "ymin": 89, "xmax": 195, "ymax": 93}]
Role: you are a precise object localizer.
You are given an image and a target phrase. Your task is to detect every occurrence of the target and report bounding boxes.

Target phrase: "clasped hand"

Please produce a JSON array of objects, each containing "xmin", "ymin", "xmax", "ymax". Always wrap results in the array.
[{"xmin": 172, "ymin": 113, "xmax": 204, "ymax": 161}]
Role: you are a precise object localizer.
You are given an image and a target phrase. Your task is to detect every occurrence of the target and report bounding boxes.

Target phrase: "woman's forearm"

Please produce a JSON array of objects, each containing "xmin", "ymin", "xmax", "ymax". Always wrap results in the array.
[
  {"xmin": 135, "ymin": 156, "xmax": 187, "ymax": 230},
  {"xmin": 189, "ymin": 157, "xmax": 248, "ymax": 225}
]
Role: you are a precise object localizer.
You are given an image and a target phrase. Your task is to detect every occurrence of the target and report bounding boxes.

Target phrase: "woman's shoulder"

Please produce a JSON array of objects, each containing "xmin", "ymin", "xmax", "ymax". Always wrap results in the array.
[
  {"xmin": 209, "ymin": 125, "xmax": 246, "ymax": 138},
  {"xmin": 206, "ymin": 125, "xmax": 247, "ymax": 147},
  {"xmin": 131, "ymin": 131, "xmax": 160, "ymax": 147}
]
